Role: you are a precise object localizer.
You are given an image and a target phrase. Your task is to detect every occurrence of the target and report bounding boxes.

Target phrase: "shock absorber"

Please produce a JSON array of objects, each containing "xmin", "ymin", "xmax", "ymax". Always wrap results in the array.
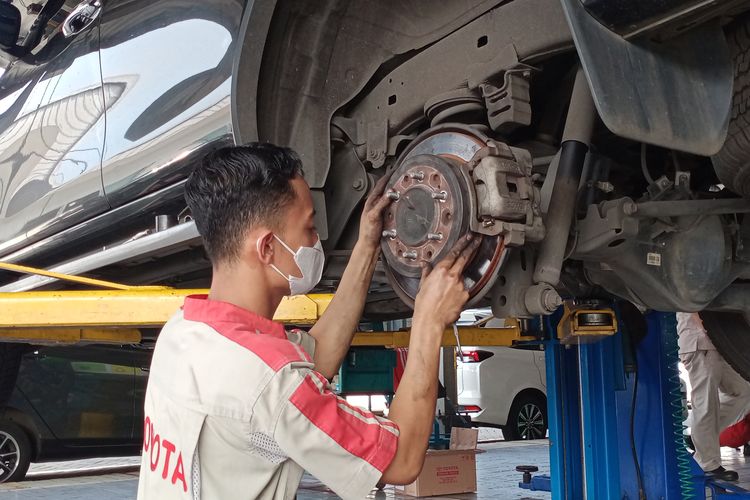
[{"xmin": 533, "ymin": 66, "xmax": 595, "ymax": 287}]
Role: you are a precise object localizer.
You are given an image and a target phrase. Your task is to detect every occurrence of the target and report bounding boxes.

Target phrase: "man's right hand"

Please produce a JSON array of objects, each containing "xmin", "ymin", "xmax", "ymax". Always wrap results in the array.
[
  {"xmin": 381, "ymin": 233, "xmax": 482, "ymax": 485},
  {"xmin": 413, "ymin": 234, "xmax": 481, "ymax": 328}
]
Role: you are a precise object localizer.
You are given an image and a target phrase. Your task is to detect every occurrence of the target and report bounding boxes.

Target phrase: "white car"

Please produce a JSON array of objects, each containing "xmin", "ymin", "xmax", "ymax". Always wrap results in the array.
[{"xmin": 456, "ymin": 312, "xmax": 547, "ymax": 440}]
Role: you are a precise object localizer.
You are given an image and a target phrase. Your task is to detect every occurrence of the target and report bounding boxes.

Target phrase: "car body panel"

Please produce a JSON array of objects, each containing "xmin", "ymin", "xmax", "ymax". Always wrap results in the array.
[
  {"xmin": 1, "ymin": 345, "xmax": 149, "ymax": 462},
  {"xmin": 0, "ymin": 0, "xmax": 106, "ymax": 254},
  {"xmin": 98, "ymin": 0, "xmax": 242, "ymax": 209},
  {"xmin": 458, "ymin": 346, "xmax": 546, "ymax": 427}
]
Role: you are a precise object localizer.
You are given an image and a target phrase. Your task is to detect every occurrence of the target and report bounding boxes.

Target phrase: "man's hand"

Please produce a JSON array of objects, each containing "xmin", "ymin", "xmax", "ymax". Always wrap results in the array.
[
  {"xmin": 382, "ymin": 233, "xmax": 482, "ymax": 485},
  {"xmin": 413, "ymin": 234, "xmax": 481, "ymax": 328},
  {"xmin": 358, "ymin": 175, "xmax": 393, "ymax": 249}
]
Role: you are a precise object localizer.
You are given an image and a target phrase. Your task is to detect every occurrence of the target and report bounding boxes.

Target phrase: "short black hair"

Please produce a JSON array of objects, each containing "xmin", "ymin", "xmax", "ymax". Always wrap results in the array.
[{"xmin": 185, "ymin": 143, "xmax": 303, "ymax": 264}]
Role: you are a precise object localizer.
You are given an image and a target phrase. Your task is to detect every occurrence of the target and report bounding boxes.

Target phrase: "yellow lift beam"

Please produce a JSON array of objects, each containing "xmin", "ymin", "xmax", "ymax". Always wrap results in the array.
[
  {"xmin": 0, "ymin": 289, "xmax": 333, "ymax": 329},
  {"xmin": 352, "ymin": 321, "xmax": 532, "ymax": 348},
  {"xmin": 0, "ymin": 264, "xmax": 533, "ymax": 347},
  {"xmin": 0, "ymin": 262, "xmax": 533, "ymax": 347}
]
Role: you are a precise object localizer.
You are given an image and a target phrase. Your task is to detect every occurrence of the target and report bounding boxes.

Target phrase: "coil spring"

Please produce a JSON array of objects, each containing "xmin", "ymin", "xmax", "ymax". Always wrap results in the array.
[{"xmin": 662, "ymin": 314, "xmax": 695, "ymax": 499}]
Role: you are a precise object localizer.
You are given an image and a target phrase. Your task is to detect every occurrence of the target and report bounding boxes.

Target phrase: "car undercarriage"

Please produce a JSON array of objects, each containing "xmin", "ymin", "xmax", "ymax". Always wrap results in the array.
[{"xmin": 2, "ymin": 0, "xmax": 750, "ymax": 378}]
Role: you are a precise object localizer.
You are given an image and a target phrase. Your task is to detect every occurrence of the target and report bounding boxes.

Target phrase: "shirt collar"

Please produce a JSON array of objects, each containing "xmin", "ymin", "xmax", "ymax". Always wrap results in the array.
[{"xmin": 182, "ymin": 295, "xmax": 286, "ymax": 339}]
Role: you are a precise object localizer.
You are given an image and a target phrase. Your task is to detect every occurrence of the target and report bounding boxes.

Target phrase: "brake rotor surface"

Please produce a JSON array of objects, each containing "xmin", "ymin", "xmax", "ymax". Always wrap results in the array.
[{"xmin": 380, "ymin": 124, "xmax": 509, "ymax": 307}]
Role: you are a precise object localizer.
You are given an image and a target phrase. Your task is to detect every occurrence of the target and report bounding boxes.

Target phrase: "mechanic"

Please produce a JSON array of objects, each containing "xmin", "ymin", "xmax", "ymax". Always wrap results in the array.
[
  {"xmin": 677, "ymin": 312, "xmax": 750, "ymax": 481},
  {"xmin": 137, "ymin": 143, "xmax": 480, "ymax": 499}
]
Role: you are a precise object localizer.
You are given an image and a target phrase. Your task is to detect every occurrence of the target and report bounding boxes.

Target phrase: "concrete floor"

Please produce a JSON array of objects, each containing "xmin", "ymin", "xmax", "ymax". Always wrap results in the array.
[
  {"xmin": 0, "ymin": 436, "xmax": 550, "ymax": 500},
  {"xmin": 2, "ymin": 440, "xmax": 750, "ymax": 499}
]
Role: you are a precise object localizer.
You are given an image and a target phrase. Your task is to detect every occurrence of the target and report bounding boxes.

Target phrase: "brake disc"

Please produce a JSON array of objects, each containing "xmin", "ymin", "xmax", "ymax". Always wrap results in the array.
[{"xmin": 380, "ymin": 124, "xmax": 509, "ymax": 307}]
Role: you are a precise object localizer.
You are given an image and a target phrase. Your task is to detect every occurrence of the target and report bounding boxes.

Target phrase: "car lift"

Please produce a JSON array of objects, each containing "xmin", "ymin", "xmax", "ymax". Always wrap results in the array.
[
  {"xmin": 2, "ymin": 262, "xmax": 750, "ymax": 499},
  {"xmin": 516, "ymin": 303, "xmax": 750, "ymax": 499}
]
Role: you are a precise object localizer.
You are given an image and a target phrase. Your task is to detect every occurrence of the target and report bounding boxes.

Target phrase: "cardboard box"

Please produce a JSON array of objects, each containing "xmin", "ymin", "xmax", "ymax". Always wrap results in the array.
[{"xmin": 395, "ymin": 428, "xmax": 481, "ymax": 497}]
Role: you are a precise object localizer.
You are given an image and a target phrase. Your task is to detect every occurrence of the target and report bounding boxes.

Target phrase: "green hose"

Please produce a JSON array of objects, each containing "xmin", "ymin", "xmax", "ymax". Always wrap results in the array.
[{"xmin": 662, "ymin": 313, "xmax": 695, "ymax": 499}]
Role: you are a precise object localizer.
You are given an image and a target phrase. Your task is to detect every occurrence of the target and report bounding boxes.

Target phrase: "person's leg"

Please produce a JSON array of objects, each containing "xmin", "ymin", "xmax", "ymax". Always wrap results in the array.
[
  {"xmin": 682, "ymin": 350, "xmax": 723, "ymax": 471},
  {"xmin": 718, "ymin": 357, "xmax": 750, "ymax": 430}
]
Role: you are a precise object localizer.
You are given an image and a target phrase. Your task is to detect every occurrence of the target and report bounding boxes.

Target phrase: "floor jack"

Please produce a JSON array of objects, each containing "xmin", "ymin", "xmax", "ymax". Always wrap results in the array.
[{"xmin": 516, "ymin": 304, "xmax": 750, "ymax": 499}]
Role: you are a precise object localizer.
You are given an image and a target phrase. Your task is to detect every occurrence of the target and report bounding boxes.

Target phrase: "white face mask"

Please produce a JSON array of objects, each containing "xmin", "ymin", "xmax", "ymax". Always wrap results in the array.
[{"xmin": 267, "ymin": 235, "xmax": 325, "ymax": 296}]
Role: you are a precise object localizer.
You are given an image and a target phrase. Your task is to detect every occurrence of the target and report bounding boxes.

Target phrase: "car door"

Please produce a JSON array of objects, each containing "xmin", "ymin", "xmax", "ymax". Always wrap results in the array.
[
  {"xmin": 17, "ymin": 346, "xmax": 136, "ymax": 446},
  {"xmin": 97, "ymin": 0, "xmax": 242, "ymax": 209},
  {"xmin": 0, "ymin": 0, "xmax": 108, "ymax": 256}
]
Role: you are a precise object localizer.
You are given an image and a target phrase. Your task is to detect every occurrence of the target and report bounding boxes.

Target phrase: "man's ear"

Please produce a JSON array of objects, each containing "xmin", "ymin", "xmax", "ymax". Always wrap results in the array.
[{"xmin": 254, "ymin": 230, "xmax": 276, "ymax": 265}]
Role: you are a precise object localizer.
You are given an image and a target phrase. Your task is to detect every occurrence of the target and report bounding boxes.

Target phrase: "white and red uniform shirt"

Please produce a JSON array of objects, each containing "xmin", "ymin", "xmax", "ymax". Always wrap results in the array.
[{"xmin": 137, "ymin": 295, "xmax": 399, "ymax": 500}]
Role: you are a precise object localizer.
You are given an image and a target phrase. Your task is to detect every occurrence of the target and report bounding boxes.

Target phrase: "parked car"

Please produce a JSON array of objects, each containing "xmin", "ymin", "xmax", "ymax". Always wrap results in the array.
[
  {"xmin": 0, "ymin": 344, "xmax": 150, "ymax": 483},
  {"xmin": 1, "ymin": 1, "xmax": 750, "ymax": 383},
  {"xmin": 456, "ymin": 311, "xmax": 547, "ymax": 440}
]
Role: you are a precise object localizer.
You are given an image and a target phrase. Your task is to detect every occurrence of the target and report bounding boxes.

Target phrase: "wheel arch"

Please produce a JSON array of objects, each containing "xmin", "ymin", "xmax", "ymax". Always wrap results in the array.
[
  {"xmin": 506, "ymin": 387, "xmax": 547, "ymax": 423},
  {"xmin": 234, "ymin": 0, "xmax": 573, "ymax": 190},
  {"xmin": 0, "ymin": 407, "xmax": 41, "ymax": 461},
  {"xmin": 231, "ymin": 0, "xmax": 277, "ymax": 146}
]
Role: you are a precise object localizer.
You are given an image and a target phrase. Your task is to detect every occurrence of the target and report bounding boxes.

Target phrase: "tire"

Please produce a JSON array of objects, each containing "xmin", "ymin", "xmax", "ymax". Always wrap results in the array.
[
  {"xmin": 712, "ymin": 16, "xmax": 750, "ymax": 197},
  {"xmin": 701, "ymin": 311, "xmax": 750, "ymax": 382},
  {"xmin": 503, "ymin": 392, "xmax": 547, "ymax": 441},
  {"xmin": 0, "ymin": 420, "xmax": 31, "ymax": 483},
  {"xmin": 0, "ymin": 344, "xmax": 24, "ymax": 406}
]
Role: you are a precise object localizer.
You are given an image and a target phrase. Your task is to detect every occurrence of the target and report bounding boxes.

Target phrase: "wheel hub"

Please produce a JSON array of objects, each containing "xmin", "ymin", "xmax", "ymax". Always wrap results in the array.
[
  {"xmin": 380, "ymin": 124, "xmax": 509, "ymax": 306},
  {"xmin": 382, "ymin": 154, "xmax": 469, "ymax": 278}
]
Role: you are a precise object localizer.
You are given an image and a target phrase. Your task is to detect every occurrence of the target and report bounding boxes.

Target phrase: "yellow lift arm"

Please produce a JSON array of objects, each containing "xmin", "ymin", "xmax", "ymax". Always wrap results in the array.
[{"xmin": 0, "ymin": 263, "xmax": 532, "ymax": 347}]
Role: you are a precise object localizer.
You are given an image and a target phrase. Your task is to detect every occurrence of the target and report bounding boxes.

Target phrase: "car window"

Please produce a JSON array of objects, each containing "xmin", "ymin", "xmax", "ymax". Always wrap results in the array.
[{"xmin": 17, "ymin": 345, "xmax": 138, "ymax": 440}]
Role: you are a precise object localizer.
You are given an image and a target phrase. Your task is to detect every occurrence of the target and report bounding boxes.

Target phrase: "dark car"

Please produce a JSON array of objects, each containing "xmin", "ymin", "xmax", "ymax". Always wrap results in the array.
[
  {"xmin": 1, "ymin": 1, "xmax": 750, "ymax": 378},
  {"xmin": 0, "ymin": 344, "xmax": 150, "ymax": 483}
]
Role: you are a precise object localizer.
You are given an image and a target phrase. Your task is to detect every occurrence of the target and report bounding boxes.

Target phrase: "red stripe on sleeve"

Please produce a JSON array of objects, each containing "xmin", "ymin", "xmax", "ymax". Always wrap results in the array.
[{"xmin": 289, "ymin": 374, "xmax": 398, "ymax": 472}]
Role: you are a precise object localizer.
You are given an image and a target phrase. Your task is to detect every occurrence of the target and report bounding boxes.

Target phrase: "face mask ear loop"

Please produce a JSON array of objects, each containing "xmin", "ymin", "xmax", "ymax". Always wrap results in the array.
[
  {"xmin": 269, "ymin": 263, "xmax": 291, "ymax": 282},
  {"xmin": 259, "ymin": 236, "xmax": 292, "ymax": 281},
  {"xmin": 273, "ymin": 234, "xmax": 297, "ymax": 255}
]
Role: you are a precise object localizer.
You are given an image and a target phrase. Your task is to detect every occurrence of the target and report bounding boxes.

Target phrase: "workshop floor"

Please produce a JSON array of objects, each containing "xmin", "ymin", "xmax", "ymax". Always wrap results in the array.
[{"xmin": 2, "ymin": 437, "xmax": 750, "ymax": 499}]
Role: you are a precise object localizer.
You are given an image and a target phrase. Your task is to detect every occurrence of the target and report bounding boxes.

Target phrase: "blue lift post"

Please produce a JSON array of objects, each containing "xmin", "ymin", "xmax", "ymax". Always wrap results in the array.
[{"xmin": 539, "ymin": 308, "xmax": 750, "ymax": 499}]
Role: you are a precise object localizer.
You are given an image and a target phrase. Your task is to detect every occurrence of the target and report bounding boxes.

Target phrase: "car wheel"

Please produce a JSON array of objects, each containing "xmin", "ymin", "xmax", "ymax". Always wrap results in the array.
[
  {"xmin": 712, "ymin": 14, "xmax": 750, "ymax": 197},
  {"xmin": 504, "ymin": 392, "xmax": 547, "ymax": 441},
  {"xmin": 0, "ymin": 421, "xmax": 31, "ymax": 483},
  {"xmin": 701, "ymin": 311, "xmax": 750, "ymax": 382}
]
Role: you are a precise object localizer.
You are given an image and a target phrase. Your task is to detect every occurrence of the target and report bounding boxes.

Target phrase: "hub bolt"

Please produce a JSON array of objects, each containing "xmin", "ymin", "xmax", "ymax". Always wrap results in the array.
[
  {"xmin": 432, "ymin": 191, "xmax": 448, "ymax": 200},
  {"xmin": 427, "ymin": 233, "xmax": 443, "ymax": 241},
  {"xmin": 382, "ymin": 229, "xmax": 397, "ymax": 239},
  {"xmin": 402, "ymin": 250, "xmax": 418, "ymax": 260},
  {"xmin": 387, "ymin": 191, "xmax": 401, "ymax": 201},
  {"xmin": 409, "ymin": 171, "xmax": 425, "ymax": 181}
]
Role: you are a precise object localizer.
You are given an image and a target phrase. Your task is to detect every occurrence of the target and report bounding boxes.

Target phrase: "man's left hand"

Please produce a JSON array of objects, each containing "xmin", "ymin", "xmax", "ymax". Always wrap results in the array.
[{"xmin": 359, "ymin": 175, "xmax": 393, "ymax": 249}]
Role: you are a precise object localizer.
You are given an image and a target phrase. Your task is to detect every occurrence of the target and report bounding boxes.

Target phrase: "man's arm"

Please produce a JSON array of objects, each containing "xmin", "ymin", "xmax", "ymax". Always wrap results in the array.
[
  {"xmin": 308, "ymin": 241, "xmax": 379, "ymax": 378},
  {"xmin": 382, "ymin": 234, "xmax": 480, "ymax": 484},
  {"xmin": 308, "ymin": 176, "xmax": 392, "ymax": 379}
]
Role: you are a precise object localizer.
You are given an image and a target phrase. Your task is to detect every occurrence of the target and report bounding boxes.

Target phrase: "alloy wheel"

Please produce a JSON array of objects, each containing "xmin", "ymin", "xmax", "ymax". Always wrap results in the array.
[
  {"xmin": 517, "ymin": 402, "xmax": 545, "ymax": 439},
  {"xmin": 0, "ymin": 431, "xmax": 20, "ymax": 482}
]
